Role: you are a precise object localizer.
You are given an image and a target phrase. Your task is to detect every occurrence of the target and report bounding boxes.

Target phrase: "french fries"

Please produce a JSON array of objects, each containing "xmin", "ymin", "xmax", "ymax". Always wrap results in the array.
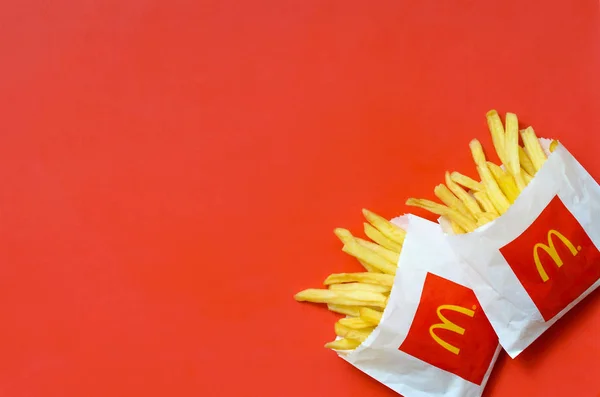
[
  {"xmin": 408, "ymin": 110, "xmax": 552, "ymax": 232},
  {"xmin": 295, "ymin": 209, "xmax": 404, "ymax": 351}
]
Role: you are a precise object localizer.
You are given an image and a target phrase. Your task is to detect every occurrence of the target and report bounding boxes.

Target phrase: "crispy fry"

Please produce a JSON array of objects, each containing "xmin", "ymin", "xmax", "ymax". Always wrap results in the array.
[
  {"xmin": 327, "ymin": 304, "xmax": 361, "ymax": 317},
  {"xmin": 497, "ymin": 174, "xmax": 520, "ymax": 203},
  {"xmin": 355, "ymin": 237, "xmax": 400, "ymax": 265},
  {"xmin": 363, "ymin": 223, "xmax": 402, "ymax": 253},
  {"xmin": 445, "ymin": 172, "xmax": 482, "ymax": 217},
  {"xmin": 324, "ymin": 338, "xmax": 361, "ymax": 350},
  {"xmin": 294, "ymin": 289, "xmax": 387, "ymax": 308},
  {"xmin": 470, "ymin": 139, "xmax": 487, "ymax": 166},
  {"xmin": 504, "ymin": 112, "xmax": 520, "ymax": 175},
  {"xmin": 485, "ymin": 162, "xmax": 519, "ymax": 204},
  {"xmin": 550, "ymin": 139, "xmax": 559, "ymax": 152},
  {"xmin": 334, "ymin": 228, "xmax": 380, "ymax": 273},
  {"xmin": 477, "ymin": 164, "xmax": 511, "ymax": 214},
  {"xmin": 362, "ymin": 209, "xmax": 406, "ymax": 246},
  {"xmin": 434, "ymin": 184, "xmax": 473, "ymax": 220},
  {"xmin": 338, "ymin": 317, "xmax": 375, "ymax": 330},
  {"xmin": 342, "ymin": 240, "xmax": 397, "ymax": 275},
  {"xmin": 520, "ymin": 127, "xmax": 547, "ymax": 171},
  {"xmin": 519, "ymin": 146, "xmax": 537, "ymax": 176},
  {"xmin": 324, "ymin": 272, "xmax": 395, "ymax": 287},
  {"xmin": 522, "ymin": 170, "xmax": 533, "ymax": 184},
  {"xmin": 450, "ymin": 220, "xmax": 466, "ymax": 234},
  {"xmin": 334, "ymin": 322, "xmax": 374, "ymax": 342},
  {"xmin": 487, "ymin": 110, "xmax": 507, "ymax": 164},
  {"xmin": 473, "ymin": 191, "xmax": 499, "ymax": 216},
  {"xmin": 329, "ymin": 282, "xmax": 391, "ymax": 294},
  {"xmin": 359, "ymin": 307, "xmax": 383, "ymax": 326},
  {"xmin": 406, "ymin": 198, "xmax": 477, "ymax": 232},
  {"xmin": 450, "ymin": 171, "xmax": 483, "ymax": 192},
  {"xmin": 475, "ymin": 212, "xmax": 498, "ymax": 226}
]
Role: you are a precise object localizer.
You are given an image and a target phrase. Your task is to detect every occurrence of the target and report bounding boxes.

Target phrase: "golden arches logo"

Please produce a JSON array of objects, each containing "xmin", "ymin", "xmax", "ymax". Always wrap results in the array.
[
  {"xmin": 429, "ymin": 305, "xmax": 475, "ymax": 355},
  {"xmin": 534, "ymin": 229, "xmax": 580, "ymax": 282}
]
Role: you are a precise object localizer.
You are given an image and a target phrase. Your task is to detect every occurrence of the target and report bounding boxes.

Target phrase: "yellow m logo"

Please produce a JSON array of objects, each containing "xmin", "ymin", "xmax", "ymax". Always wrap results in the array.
[
  {"xmin": 429, "ymin": 305, "xmax": 475, "ymax": 355},
  {"xmin": 534, "ymin": 230, "xmax": 580, "ymax": 283}
]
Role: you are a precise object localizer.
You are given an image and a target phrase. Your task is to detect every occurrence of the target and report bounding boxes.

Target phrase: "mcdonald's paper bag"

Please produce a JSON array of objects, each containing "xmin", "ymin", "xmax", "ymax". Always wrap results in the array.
[
  {"xmin": 339, "ymin": 215, "xmax": 501, "ymax": 397},
  {"xmin": 445, "ymin": 142, "xmax": 600, "ymax": 358}
]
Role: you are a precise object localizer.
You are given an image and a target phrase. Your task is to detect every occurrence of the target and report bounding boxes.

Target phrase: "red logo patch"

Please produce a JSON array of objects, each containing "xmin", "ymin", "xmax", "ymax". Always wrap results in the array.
[
  {"xmin": 499, "ymin": 196, "xmax": 600, "ymax": 321},
  {"xmin": 399, "ymin": 273, "xmax": 497, "ymax": 385}
]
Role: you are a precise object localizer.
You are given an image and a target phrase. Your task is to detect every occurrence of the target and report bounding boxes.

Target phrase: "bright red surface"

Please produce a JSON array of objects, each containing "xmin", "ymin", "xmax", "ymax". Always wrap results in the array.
[{"xmin": 0, "ymin": 1, "xmax": 599, "ymax": 396}]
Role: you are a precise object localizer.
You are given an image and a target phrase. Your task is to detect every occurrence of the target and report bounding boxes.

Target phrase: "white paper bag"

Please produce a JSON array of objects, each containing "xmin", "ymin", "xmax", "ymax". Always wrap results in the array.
[
  {"xmin": 340, "ymin": 215, "xmax": 501, "ymax": 397},
  {"xmin": 445, "ymin": 142, "xmax": 600, "ymax": 358}
]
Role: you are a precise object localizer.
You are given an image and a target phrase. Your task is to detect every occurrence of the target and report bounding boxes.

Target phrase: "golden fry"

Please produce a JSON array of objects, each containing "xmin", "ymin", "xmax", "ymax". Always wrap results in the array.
[
  {"xmin": 359, "ymin": 307, "xmax": 383, "ymax": 326},
  {"xmin": 324, "ymin": 272, "xmax": 395, "ymax": 287},
  {"xmin": 334, "ymin": 228, "xmax": 380, "ymax": 273},
  {"xmin": 342, "ymin": 239, "xmax": 397, "ymax": 275},
  {"xmin": 519, "ymin": 146, "xmax": 537, "ymax": 176},
  {"xmin": 434, "ymin": 184, "xmax": 473, "ymax": 220},
  {"xmin": 469, "ymin": 139, "xmax": 487, "ymax": 166},
  {"xmin": 334, "ymin": 321, "xmax": 374, "ymax": 342},
  {"xmin": 327, "ymin": 304, "xmax": 361, "ymax": 317},
  {"xmin": 504, "ymin": 112, "xmax": 520, "ymax": 176},
  {"xmin": 362, "ymin": 209, "xmax": 406, "ymax": 246},
  {"xmin": 497, "ymin": 174, "xmax": 520, "ymax": 203},
  {"xmin": 294, "ymin": 289, "xmax": 387, "ymax": 308},
  {"xmin": 329, "ymin": 282, "xmax": 391, "ymax": 294},
  {"xmin": 486, "ymin": 110, "xmax": 507, "ymax": 164},
  {"xmin": 445, "ymin": 172, "xmax": 482, "ymax": 217},
  {"xmin": 477, "ymin": 164, "xmax": 511, "ymax": 214},
  {"xmin": 405, "ymin": 198, "xmax": 477, "ymax": 232},
  {"xmin": 520, "ymin": 127, "xmax": 547, "ymax": 171},
  {"xmin": 324, "ymin": 338, "xmax": 361, "ymax": 350},
  {"xmin": 550, "ymin": 140, "xmax": 559, "ymax": 152},
  {"xmin": 364, "ymin": 223, "xmax": 402, "ymax": 253},
  {"xmin": 450, "ymin": 171, "xmax": 483, "ymax": 192},
  {"xmin": 473, "ymin": 191, "xmax": 499, "ymax": 216},
  {"xmin": 355, "ymin": 237, "xmax": 400, "ymax": 265},
  {"xmin": 338, "ymin": 317, "xmax": 375, "ymax": 330}
]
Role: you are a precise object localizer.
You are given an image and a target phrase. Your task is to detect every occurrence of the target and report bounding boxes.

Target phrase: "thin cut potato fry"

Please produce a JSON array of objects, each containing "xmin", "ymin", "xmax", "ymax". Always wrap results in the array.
[
  {"xmin": 475, "ymin": 212, "xmax": 498, "ymax": 225},
  {"xmin": 334, "ymin": 228, "xmax": 381, "ymax": 273},
  {"xmin": 324, "ymin": 272, "xmax": 394, "ymax": 286},
  {"xmin": 522, "ymin": 170, "xmax": 533, "ymax": 184},
  {"xmin": 434, "ymin": 184, "xmax": 473, "ymax": 221},
  {"xmin": 364, "ymin": 223, "xmax": 402, "ymax": 253},
  {"xmin": 362, "ymin": 209, "xmax": 406, "ymax": 245},
  {"xmin": 550, "ymin": 140, "xmax": 559, "ymax": 152},
  {"xmin": 342, "ymin": 239, "xmax": 397, "ymax": 275},
  {"xmin": 450, "ymin": 171, "xmax": 483, "ymax": 192},
  {"xmin": 521, "ymin": 127, "xmax": 547, "ymax": 171},
  {"xmin": 406, "ymin": 198, "xmax": 477, "ymax": 232},
  {"xmin": 338, "ymin": 317, "xmax": 376, "ymax": 330},
  {"xmin": 335, "ymin": 322, "xmax": 374, "ymax": 342},
  {"xmin": 477, "ymin": 164, "xmax": 511, "ymax": 214},
  {"xmin": 497, "ymin": 174, "xmax": 520, "ymax": 203},
  {"xmin": 294, "ymin": 289, "xmax": 387, "ymax": 308},
  {"xmin": 360, "ymin": 307, "xmax": 383, "ymax": 325},
  {"xmin": 470, "ymin": 139, "xmax": 487, "ymax": 166},
  {"xmin": 473, "ymin": 191, "xmax": 499, "ymax": 216},
  {"xmin": 354, "ymin": 237, "xmax": 400, "ymax": 265},
  {"xmin": 486, "ymin": 110, "xmax": 507, "ymax": 164},
  {"xmin": 504, "ymin": 112, "xmax": 520, "ymax": 176},
  {"xmin": 519, "ymin": 146, "xmax": 537, "ymax": 176},
  {"xmin": 327, "ymin": 304, "xmax": 361, "ymax": 317},
  {"xmin": 324, "ymin": 338, "xmax": 361, "ymax": 350},
  {"xmin": 445, "ymin": 172, "xmax": 482, "ymax": 217},
  {"xmin": 450, "ymin": 220, "xmax": 466, "ymax": 234},
  {"xmin": 329, "ymin": 282, "xmax": 391, "ymax": 293}
]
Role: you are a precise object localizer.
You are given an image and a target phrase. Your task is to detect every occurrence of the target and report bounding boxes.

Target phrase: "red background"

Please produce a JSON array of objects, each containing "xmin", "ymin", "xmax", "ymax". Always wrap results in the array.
[{"xmin": 0, "ymin": 0, "xmax": 599, "ymax": 396}]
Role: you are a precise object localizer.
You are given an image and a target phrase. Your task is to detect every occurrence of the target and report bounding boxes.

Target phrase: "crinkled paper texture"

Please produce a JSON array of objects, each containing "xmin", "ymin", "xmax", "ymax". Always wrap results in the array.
[
  {"xmin": 445, "ymin": 142, "xmax": 600, "ymax": 357},
  {"xmin": 338, "ymin": 215, "xmax": 500, "ymax": 397}
]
